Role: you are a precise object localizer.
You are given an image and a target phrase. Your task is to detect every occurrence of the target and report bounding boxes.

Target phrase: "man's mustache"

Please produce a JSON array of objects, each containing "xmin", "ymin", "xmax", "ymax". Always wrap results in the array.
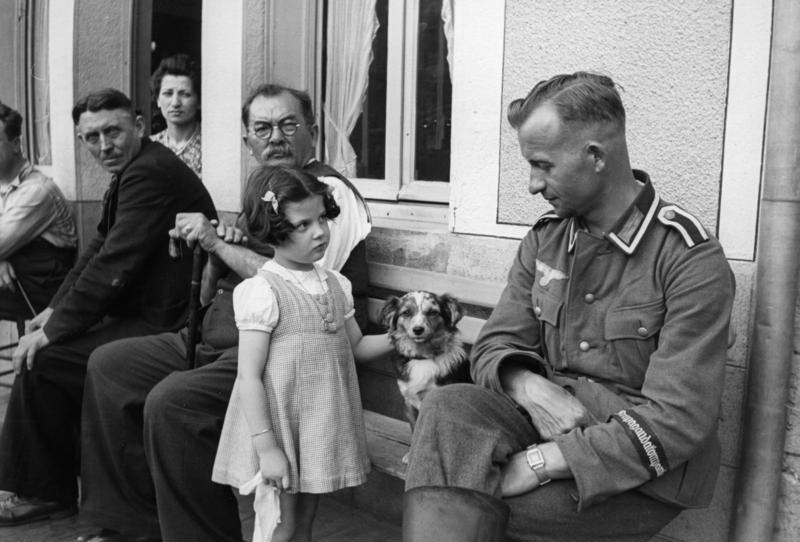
[{"xmin": 265, "ymin": 144, "xmax": 292, "ymax": 157}]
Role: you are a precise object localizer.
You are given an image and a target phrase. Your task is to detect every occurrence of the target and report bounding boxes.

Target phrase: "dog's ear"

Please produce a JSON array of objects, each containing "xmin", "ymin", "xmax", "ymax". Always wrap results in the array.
[
  {"xmin": 379, "ymin": 296, "xmax": 401, "ymax": 331},
  {"xmin": 439, "ymin": 293, "xmax": 464, "ymax": 328}
]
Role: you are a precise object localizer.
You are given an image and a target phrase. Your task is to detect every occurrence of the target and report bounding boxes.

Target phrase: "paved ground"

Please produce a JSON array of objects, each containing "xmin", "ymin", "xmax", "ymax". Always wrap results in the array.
[{"xmin": 0, "ymin": 367, "xmax": 401, "ymax": 542}]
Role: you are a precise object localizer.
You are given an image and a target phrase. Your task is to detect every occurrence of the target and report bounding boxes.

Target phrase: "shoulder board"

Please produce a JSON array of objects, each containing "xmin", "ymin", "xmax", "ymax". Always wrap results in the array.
[
  {"xmin": 533, "ymin": 211, "xmax": 562, "ymax": 229},
  {"xmin": 656, "ymin": 205, "xmax": 709, "ymax": 248}
]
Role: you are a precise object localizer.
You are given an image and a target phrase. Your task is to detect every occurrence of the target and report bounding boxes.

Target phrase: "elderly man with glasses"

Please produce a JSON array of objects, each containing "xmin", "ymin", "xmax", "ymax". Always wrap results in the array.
[{"xmin": 75, "ymin": 84, "xmax": 371, "ymax": 542}]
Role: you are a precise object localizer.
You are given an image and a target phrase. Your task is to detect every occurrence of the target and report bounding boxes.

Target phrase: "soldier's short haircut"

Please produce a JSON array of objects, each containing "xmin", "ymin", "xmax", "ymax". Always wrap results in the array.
[{"xmin": 507, "ymin": 72, "xmax": 625, "ymax": 130}]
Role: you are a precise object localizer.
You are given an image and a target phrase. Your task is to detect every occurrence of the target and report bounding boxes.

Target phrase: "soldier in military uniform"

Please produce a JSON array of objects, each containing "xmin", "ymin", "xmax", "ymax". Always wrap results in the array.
[{"xmin": 402, "ymin": 72, "xmax": 735, "ymax": 542}]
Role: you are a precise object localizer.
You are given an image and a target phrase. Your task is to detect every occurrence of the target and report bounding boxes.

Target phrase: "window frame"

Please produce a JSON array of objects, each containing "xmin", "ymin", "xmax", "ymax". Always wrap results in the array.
[{"xmin": 326, "ymin": 0, "xmax": 451, "ymax": 206}]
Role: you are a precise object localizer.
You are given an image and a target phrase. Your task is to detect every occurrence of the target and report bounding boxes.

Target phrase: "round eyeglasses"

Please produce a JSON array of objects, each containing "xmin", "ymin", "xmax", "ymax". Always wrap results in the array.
[{"xmin": 249, "ymin": 120, "xmax": 303, "ymax": 140}]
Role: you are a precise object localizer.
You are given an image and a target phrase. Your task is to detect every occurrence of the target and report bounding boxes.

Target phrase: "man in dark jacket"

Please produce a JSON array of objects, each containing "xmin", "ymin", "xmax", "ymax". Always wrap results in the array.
[{"xmin": 0, "ymin": 88, "xmax": 216, "ymax": 525}]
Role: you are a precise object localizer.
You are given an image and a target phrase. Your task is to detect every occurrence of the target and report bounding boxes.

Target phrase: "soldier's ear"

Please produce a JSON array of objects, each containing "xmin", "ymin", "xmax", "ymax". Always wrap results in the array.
[{"xmin": 587, "ymin": 142, "xmax": 606, "ymax": 172}]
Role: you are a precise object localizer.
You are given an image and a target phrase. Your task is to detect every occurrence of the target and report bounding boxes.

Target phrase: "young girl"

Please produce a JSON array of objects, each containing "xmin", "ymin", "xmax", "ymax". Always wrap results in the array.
[{"xmin": 212, "ymin": 165, "xmax": 390, "ymax": 542}]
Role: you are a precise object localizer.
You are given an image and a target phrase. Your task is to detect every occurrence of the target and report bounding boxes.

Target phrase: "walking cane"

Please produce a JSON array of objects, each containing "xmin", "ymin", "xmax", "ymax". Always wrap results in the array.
[
  {"xmin": 186, "ymin": 244, "xmax": 204, "ymax": 367},
  {"xmin": 169, "ymin": 237, "xmax": 204, "ymax": 367},
  {"xmin": 14, "ymin": 278, "xmax": 38, "ymax": 319},
  {"xmin": 0, "ymin": 279, "xmax": 37, "ymax": 371}
]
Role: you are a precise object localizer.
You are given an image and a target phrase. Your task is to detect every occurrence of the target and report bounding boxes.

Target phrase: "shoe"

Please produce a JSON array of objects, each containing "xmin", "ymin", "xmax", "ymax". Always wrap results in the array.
[
  {"xmin": 76, "ymin": 529, "xmax": 161, "ymax": 542},
  {"xmin": 0, "ymin": 494, "xmax": 77, "ymax": 526},
  {"xmin": 76, "ymin": 529, "xmax": 118, "ymax": 542}
]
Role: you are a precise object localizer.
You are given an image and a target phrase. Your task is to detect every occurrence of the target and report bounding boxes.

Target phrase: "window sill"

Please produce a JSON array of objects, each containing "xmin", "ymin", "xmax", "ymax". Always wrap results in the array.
[{"xmin": 367, "ymin": 201, "xmax": 449, "ymax": 233}]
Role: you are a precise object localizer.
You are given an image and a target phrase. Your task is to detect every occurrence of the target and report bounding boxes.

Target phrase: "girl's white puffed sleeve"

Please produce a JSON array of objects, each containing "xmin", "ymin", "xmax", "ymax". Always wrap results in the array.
[{"xmin": 232, "ymin": 275, "xmax": 279, "ymax": 332}]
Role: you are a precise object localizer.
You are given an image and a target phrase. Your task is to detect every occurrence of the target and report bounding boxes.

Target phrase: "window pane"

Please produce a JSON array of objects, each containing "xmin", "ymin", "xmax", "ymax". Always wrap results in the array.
[
  {"xmin": 348, "ymin": 0, "xmax": 387, "ymax": 179},
  {"xmin": 414, "ymin": 0, "xmax": 451, "ymax": 182}
]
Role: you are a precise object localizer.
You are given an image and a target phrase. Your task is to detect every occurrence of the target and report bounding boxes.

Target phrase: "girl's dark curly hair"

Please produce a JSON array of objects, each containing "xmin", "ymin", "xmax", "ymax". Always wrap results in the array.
[{"xmin": 238, "ymin": 165, "xmax": 340, "ymax": 250}]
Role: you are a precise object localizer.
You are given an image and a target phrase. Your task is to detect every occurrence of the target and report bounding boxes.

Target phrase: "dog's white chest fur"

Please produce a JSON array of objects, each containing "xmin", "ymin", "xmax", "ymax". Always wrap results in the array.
[{"xmin": 397, "ymin": 359, "xmax": 442, "ymax": 409}]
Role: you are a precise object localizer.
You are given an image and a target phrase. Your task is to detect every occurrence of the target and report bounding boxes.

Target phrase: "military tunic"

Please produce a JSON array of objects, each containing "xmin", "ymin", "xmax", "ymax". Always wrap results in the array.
[{"xmin": 472, "ymin": 171, "xmax": 734, "ymax": 510}]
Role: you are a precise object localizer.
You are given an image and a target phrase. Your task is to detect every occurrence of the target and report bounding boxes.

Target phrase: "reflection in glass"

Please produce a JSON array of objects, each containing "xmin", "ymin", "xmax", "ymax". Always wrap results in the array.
[
  {"xmin": 414, "ymin": 0, "xmax": 451, "ymax": 183},
  {"xmin": 348, "ymin": 0, "xmax": 388, "ymax": 180}
]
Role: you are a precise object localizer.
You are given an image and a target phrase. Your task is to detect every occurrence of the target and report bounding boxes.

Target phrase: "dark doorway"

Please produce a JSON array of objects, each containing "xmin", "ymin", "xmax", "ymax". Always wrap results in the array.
[{"xmin": 149, "ymin": 0, "xmax": 202, "ymax": 134}]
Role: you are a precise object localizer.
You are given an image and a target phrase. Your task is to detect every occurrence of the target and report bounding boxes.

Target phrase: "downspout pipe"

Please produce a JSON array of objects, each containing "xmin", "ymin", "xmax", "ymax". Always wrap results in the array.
[{"xmin": 731, "ymin": 1, "xmax": 800, "ymax": 541}]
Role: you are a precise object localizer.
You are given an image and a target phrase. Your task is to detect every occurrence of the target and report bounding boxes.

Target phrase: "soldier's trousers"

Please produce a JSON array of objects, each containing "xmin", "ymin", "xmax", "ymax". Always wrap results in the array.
[{"xmin": 404, "ymin": 384, "xmax": 682, "ymax": 542}]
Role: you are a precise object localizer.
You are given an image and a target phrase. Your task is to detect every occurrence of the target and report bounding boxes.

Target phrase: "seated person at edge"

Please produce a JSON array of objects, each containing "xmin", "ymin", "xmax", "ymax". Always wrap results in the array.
[
  {"xmin": 0, "ymin": 101, "xmax": 77, "ymax": 320},
  {"xmin": 0, "ymin": 88, "xmax": 216, "ymax": 526},
  {"xmin": 75, "ymin": 83, "xmax": 372, "ymax": 542},
  {"xmin": 212, "ymin": 165, "xmax": 392, "ymax": 542},
  {"xmin": 150, "ymin": 53, "xmax": 202, "ymax": 178},
  {"xmin": 402, "ymin": 72, "xmax": 735, "ymax": 542}
]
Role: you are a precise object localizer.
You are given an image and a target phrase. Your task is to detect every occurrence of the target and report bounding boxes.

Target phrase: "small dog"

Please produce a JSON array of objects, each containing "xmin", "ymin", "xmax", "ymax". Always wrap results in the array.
[{"xmin": 380, "ymin": 291, "xmax": 470, "ymax": 434}]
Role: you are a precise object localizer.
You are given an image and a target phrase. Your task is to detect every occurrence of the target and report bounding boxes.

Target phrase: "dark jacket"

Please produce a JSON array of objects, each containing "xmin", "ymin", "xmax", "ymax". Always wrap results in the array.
[{"xmin": 45, "ymin": 138, "xmax": 217, "ymax": 343}]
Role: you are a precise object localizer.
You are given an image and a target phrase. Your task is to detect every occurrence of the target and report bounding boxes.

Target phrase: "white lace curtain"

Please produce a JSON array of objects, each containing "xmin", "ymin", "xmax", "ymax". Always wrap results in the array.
[
  {"xmin": 324, "ymin": 0, "xmax": 379, "ymax": 177},
  {"xmin": 442, "ymin": 0, "xmax": 454, "ymax": 82}
]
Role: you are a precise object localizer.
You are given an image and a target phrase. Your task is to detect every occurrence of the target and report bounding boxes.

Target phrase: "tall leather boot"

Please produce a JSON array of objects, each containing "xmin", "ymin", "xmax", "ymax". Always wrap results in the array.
[{"xmin": 402, "ymin": 486, "xmax": 510, "ymax": 542}]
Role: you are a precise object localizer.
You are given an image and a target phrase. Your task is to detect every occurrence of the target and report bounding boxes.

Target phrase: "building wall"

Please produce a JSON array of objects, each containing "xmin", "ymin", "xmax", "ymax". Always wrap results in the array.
[
  {"xmin": 498, "ymin": 0, "xmax": 731, "ymax": 231},
  {"xmin": 70, "ymin": 0, "xmax": 135, "ymax": 246}
]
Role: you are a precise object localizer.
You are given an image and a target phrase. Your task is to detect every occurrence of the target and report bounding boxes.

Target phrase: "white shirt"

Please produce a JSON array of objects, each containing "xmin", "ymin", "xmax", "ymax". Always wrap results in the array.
[{"xmin": 316, "ymin": 174, "xmax": 371, "ymax": 272}]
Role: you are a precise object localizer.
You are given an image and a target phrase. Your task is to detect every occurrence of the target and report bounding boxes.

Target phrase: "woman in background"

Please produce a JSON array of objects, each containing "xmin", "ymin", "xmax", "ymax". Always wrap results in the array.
[{"xmin": 150, "ymin": 53, "xmax": 202, "ymax": 178}]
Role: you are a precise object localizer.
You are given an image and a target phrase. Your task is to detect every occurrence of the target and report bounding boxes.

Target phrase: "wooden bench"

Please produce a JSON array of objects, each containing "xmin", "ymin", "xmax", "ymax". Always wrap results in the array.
[
  {"xmin": 343, "ymin": 262, "xmax": 503, "ymax": 521},
  {"xmin": 356, "ymin": 261, "xmax": 739, "ymax": 542}
]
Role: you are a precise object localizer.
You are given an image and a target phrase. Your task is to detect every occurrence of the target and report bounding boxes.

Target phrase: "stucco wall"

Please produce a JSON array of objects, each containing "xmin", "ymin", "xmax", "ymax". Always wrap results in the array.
[
  {"xmin": 73, "ymin": 0, "xmax": 132, "ymax": 202},
  {"xmin": 71, "ymin": 0, "xmax": 134, "ymax": 247},
  {"xmin": 497, "ymin": 0, "xmax": 732, "ymax": 232}
]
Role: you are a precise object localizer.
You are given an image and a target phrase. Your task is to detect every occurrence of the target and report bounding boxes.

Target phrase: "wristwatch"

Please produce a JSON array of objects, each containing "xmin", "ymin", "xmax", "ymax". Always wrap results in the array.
[{"xmin": 525, "ymin": 444, "xmax": 551, "ymax": 486}]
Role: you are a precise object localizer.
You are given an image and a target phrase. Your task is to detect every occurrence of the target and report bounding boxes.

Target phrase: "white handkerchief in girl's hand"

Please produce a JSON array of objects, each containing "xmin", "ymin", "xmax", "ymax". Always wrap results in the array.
[{"xmin": 239, "ymin": 472, "xmax": 281, "ymax": 542}]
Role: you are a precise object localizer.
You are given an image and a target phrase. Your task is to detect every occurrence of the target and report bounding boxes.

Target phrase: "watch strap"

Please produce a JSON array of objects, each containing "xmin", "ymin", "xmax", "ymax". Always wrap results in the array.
[{"xmin": 525, "ymin": 444, "xmax": 551, "ymax": 486}]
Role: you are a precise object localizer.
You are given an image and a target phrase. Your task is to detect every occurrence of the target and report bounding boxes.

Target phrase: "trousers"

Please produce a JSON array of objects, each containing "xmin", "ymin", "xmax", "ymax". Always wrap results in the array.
[
  {"xmin": 0, "ymin": 239, "xmax": 75, "ymax": 318},
  {"xmin": 0, "ymin": 315, "xmax": 162, "ymax": 504},
  {"xmin": 80, "ymin": 330, "xmax": 242, "ymax": 541},
  {"xmin": 405, "ymin": 384, "xmax": 682, "ymax": 542}
]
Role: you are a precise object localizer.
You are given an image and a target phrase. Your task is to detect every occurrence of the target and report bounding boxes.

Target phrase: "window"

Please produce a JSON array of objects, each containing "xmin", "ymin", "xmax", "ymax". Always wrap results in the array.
[
  {"xmin": 322, "ymin": 0, "xmax": 453, "ymax": 204},
  {"xmin": 0, "ymin": 0, "xmax": 51, "ymax": 166},
  {"xmin": 25, "ymin": 0, "xmax": 50, "ymax": 165}
]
